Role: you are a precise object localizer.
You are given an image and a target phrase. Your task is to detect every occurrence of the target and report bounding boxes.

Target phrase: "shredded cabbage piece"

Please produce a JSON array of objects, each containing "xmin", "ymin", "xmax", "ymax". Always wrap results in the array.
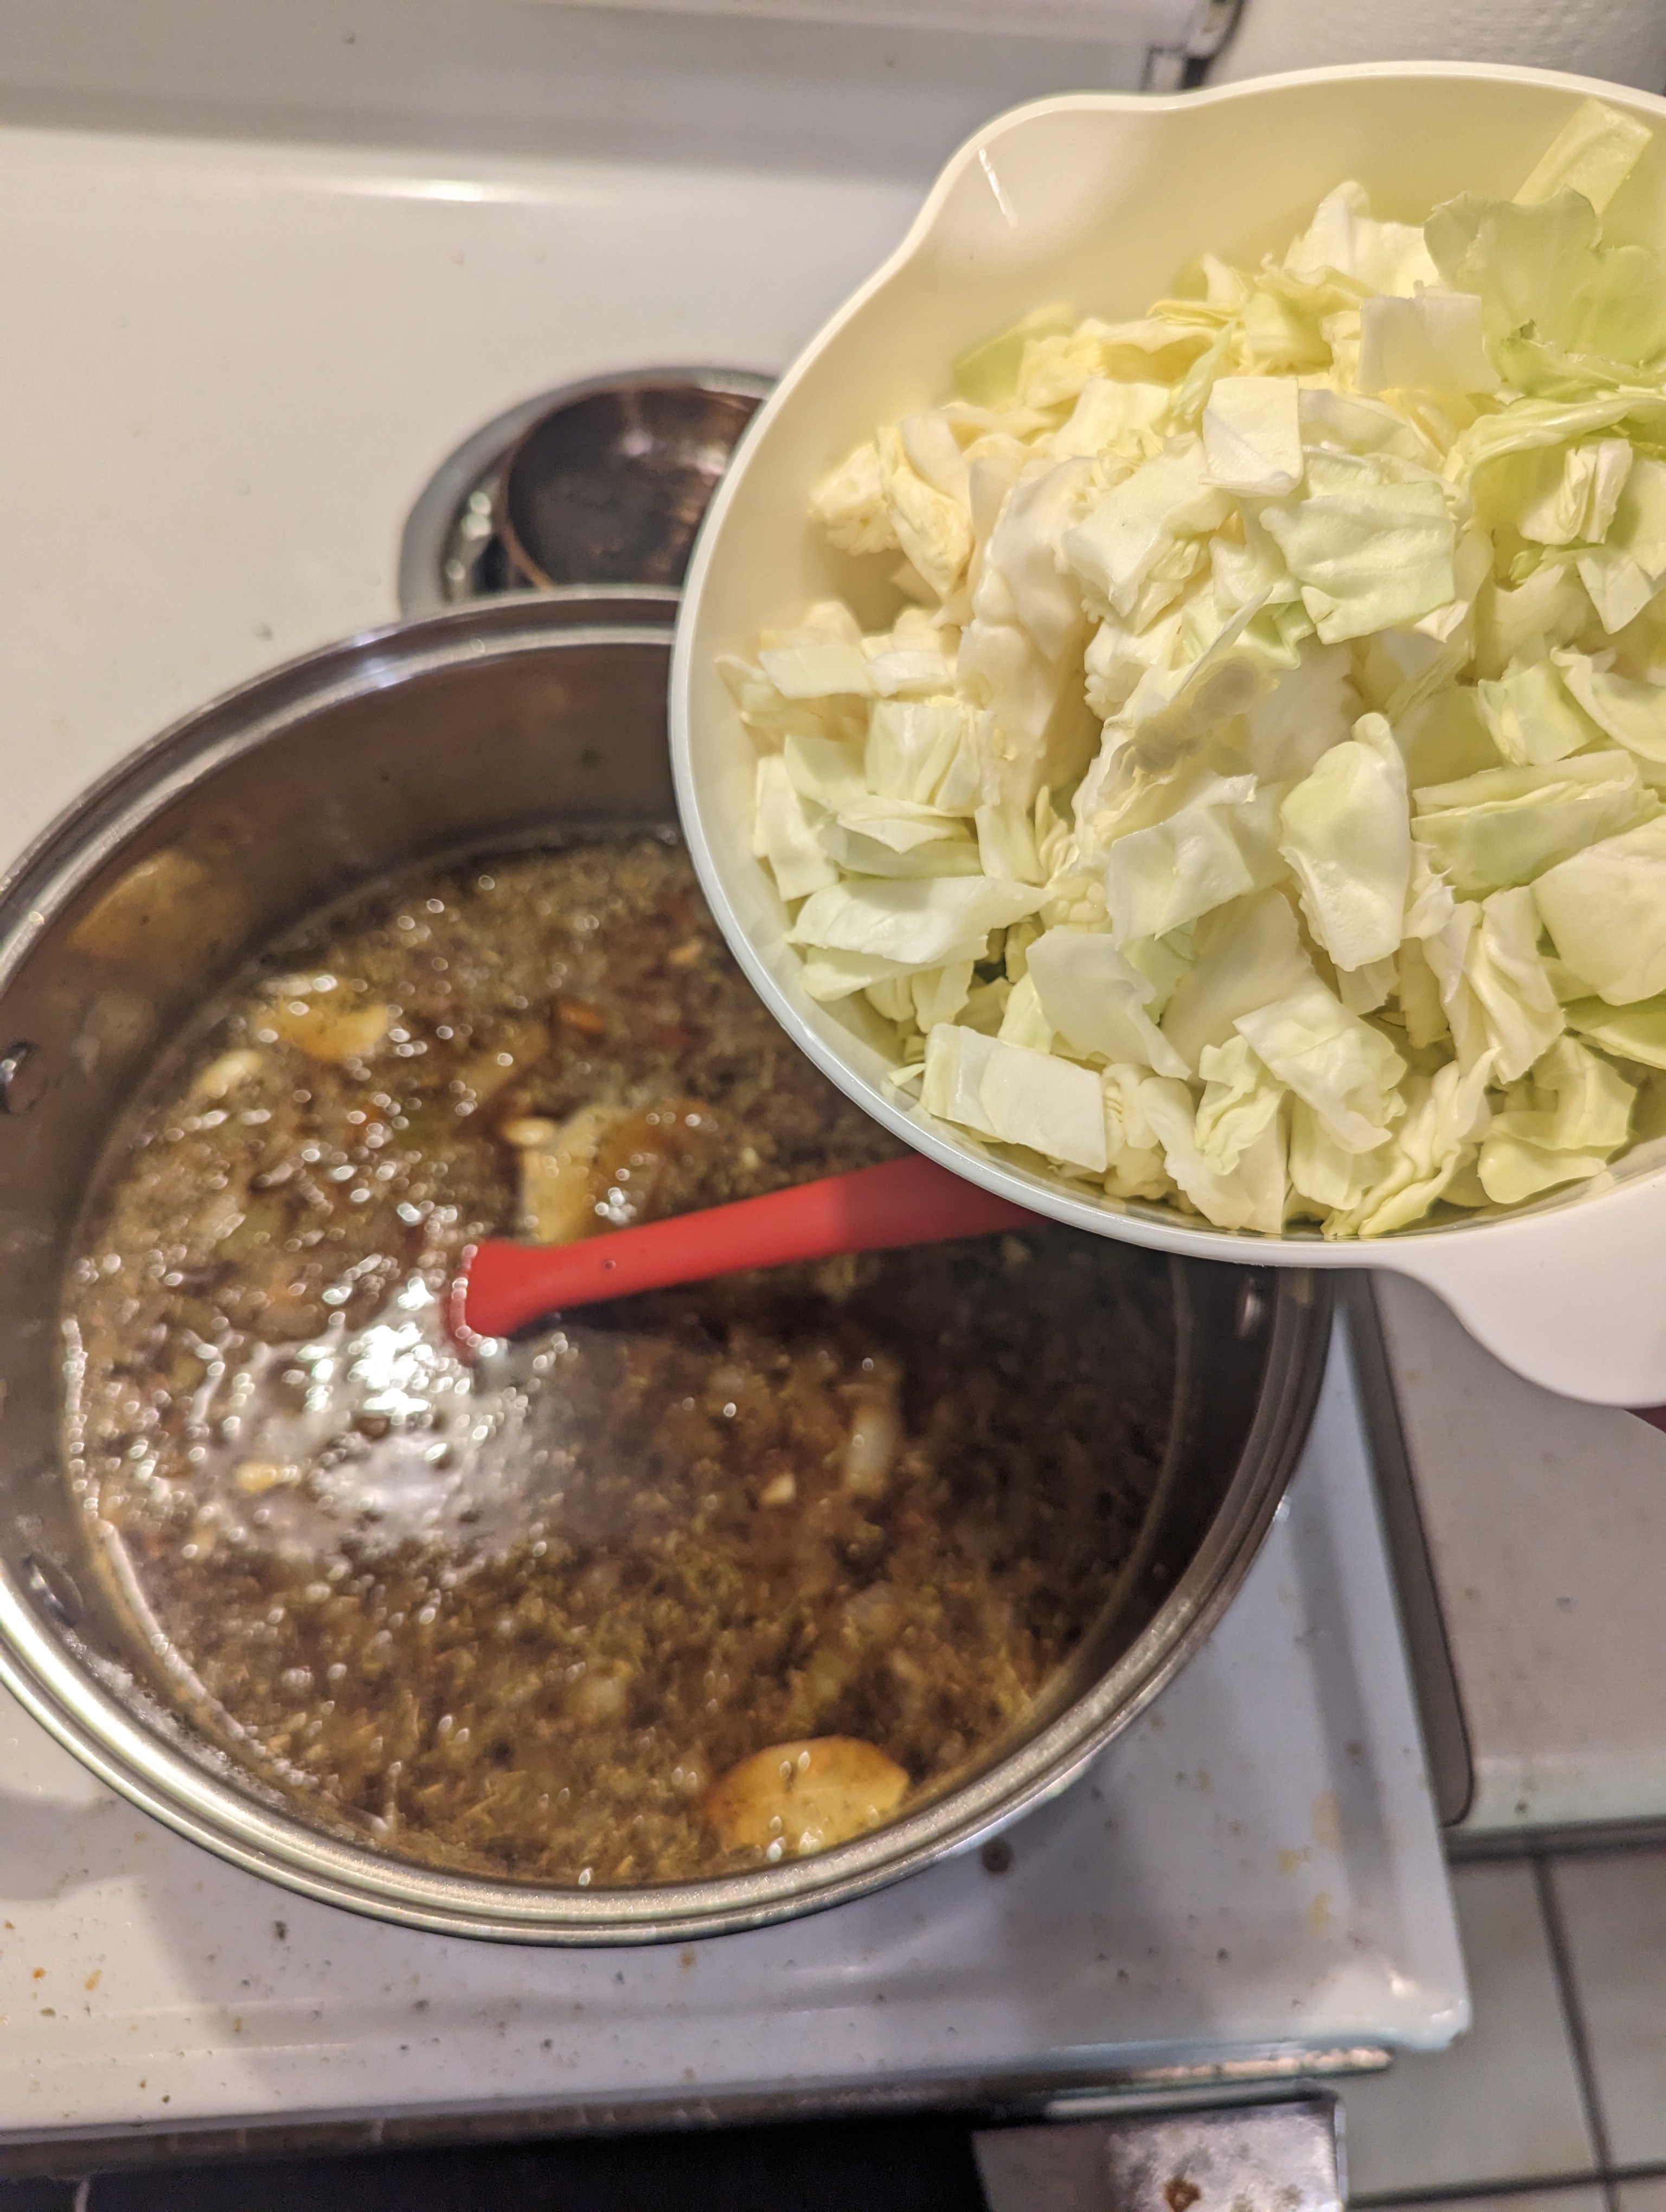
[
  {"xmin": 744, "ymin": 100, "xmax": 1666, "ymax": 1237},
  {"xmin": 1278, "ymin": 711, "xmax": 1411, "ymax": 970},
  {"xmin": 1477, "ymin": 1036, "xmax": 1634, "ymax": 1203}
]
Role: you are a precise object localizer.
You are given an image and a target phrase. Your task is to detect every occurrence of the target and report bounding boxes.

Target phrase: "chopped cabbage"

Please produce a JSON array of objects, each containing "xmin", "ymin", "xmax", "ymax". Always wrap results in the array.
[
  {"xmin": 1241, "ymin": 642, "xmax": 1358, "ymax": 783},
  {"xmin": 911, "ymin": 959, "xmax": 975, "ymax": 1033},
  {"xmin": 790, "ymin": 875, "xmax": 1045, "ymax": 967},
  {"xmin": 1413, "ymin": 751, "xmax": 1654, "ymax": 896},
  {"xmin": 1201, "ymin": 376, "xmax": 1304, "ymax": 496},
  {"xmin": 1611, "ymin": 458, "xmax": 1666, "ymax": 589},
  {"xmin": 1517, "ymin": 439, "xmax": 1632, "ymax": 546},
  {"xmin": 1103, "ymin": 773, "xmax": 1286, "ymax": 944},
  {"xmin": 865, "ymin": 697, "xmax": 979, "ymax": 806},
  {"xmin": 1534, "ymin": 814, "xmax": 1666, "ymax": 1004},
  {"xmin": 1278, "ymin": 711, "xmax": 1411, "ymax": 970},
  {"xmin": 1290, "ymin": 1099, "xmax": 1385, "ymax": 1214},
  {"xmin": 1427, "ymin": 189, "xmax": 1666, "ymax": 372},
  {"xmin": 1326, "ymin": 1052, "xmax": 1498, "ymax": 1237},
  {"xmin": 1475, "ymin": 658, "xmax": 1601, "ymax": 767},
  {"xmin": 1102, "ymin": 1064, "xmax": 1170, "ymax": 1199},
  {"xmin": 1284, "ymin": 179, "xmax": 1439, "ymax": 296},
  {"xmin": 1356, "ymin": 291, "xmax": 1500, "ymax": 397},
  {"xmin": 972, "ymin": 799, "xmax": 1043, "ymax": 885},
  {"xmin": 742, "ymin": 99, "xmax": 1666, "ymax": 1238},
  {"xmin": 760, "ymin": 640, "xmax": 872, "ymax": 699},
  {"xmin": 1515, "ymin": 97, "xmax": 1654, "ymax": 216},
  {"xmin": 1235, "ymin": 977, "xmax": 1406, "ymax": 1154},
  {"xmin": 1260, "ymin": 478, "xmax": 1457, "ymax": 644},
  {"xmin": 998, "ymin": 970, "xmax": 1055, "ymax": 1053},
  {"xmin": 1053, "ymin": 378, "xmax": 1169, "ymax": 459},
  {"xmin": 754, "ymin": 755, "xmax": 838, "ymax": 901},
  {"xmin": 800, "ymin": 945, "xmax": 981, "ymax": 1003},
  {"xmin": 1139, "ymin": 1072, "xmax": 1287, "ymax": 1233},
  {"xmin": 1062, "ymin": 440, "xmax": 1231, "ymax": 622},
  {"xmin": 1158, "ymin": 888, "xmax": 1314, "ymax": 1072},
  {"xmin": 1464, "ymin": 886, "xmax": 1567, "ymax": 1081},
  {"xmin": 815, "ymin": 819, "xmax": 984, "ymax": 880},
  {"xmin": 784, "ymin": 730, "xmax": 866, "ymax": 811},
  {"xmin": 1477, "ymin": 1036, "xmax": 1634, "ymax": 1203},
  {"xmin": 876, "ymin": 423, "xmax": 972, "ymax": 601},
  {"xmin": 921, "ymin": 1025, "xmax": 1107, "ymax": 1172},
  {"xmin": 1195, "ymin": 1034, "xmax": 1285, "ymax": 1172},
  {"xmin": 1554, "ymin": 653, "xmax": 1666, "ymax": 776},
  {"xmin": 1025, "ymin": 927, "xmax": 1189, "ymax": 1076},
  {"xmin": 1566, "ymin": 993, "xmax": 1666, "ymax": 1069}
]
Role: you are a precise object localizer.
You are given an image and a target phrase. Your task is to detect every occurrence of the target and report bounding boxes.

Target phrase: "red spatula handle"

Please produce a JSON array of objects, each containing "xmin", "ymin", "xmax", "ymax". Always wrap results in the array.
[{"xmin": 456, "ymin": 1154, "xmax": 1038, "ymax": 1340}]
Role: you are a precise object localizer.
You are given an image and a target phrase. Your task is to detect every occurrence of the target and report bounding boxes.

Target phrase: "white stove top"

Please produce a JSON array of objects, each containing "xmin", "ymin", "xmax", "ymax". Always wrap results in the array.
[
  {"xmin": 0, "ymin": 100, "xmax": 1462, "ymax": 2149},
  {"xmin": 0, "ymin": 1320, "xmax": 1462, "ymax": 2149}
]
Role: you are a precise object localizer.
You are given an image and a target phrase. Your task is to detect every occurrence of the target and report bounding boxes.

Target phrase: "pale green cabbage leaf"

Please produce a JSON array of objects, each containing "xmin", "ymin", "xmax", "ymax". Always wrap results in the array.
[
  {"xmin": 1475, "ymin": 658, "xmax": 1602, "ymax": 766},
  {"xmin": 1533, "ymin": 813, "xmax": 1666, "ymax": 1003},
  {"xmin": 1325, "ymin": 1052, "xmax": 1498, "ymax": 1237},
  {"xmin": 1137, "ymin": 1073, "xmax": 1287, "ymax": 1234},
  {"xmin": 790, "ymin": 874, "xmax": 1045, "ymax": 967},
  {"xmin": 1260, "ymin": 477, "xmax": 1458, "ymax": 643},
  {"xmin": 1025, "ymin": 927, "xmax": 1190, "ymax": 1077},
  {"xmin": 1413, "ymin": 751, "xmax": 1654, "ymax": 896},
  {"xmin": 1201, "ymin": 375, "xmax": 1304, "ymax": 496},
  {"xmin": 1426, "ymin": 189, "xmax": 1666, "ymax": 371},
  {"xmin": 1234, "ymin": 977, "xmax": 1407, "ymax": 1154},
  {"xmin": 1195, "ymin": 1034, "xmax": 1286, "ymax": 1172},
  {"xmin": 1278, "ymin": 711, "xmax": 1411, "ymax": 969},
  {"xmin": 1566, "ymin": 994, "xmax": 1666, "ymax": 1069},
  {"xmin": 754, "ymin": 755, "xmax": 838, "ymax": 902},
  {"xmin": 1104, "ymin": 774, "xmax": 1286, "ymax": 944},
  {"xmin": 1516, "ymin": 97, "xmax": 1654, "ymax": 216},
  {"xmin": 921, "ymin": 1026, "xmax": 1108, "ymax": 1172},
  {"xmin": 1356, "ymin": 291, "xmax": 1500, "ymax": 396},
  {"xmin": 1477, "ymin": 1036, "xmax": 1635, "ymax": 1202}
]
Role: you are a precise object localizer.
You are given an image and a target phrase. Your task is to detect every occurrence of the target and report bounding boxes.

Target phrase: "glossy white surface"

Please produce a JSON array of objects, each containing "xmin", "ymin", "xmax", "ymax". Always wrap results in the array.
[
  {"xmin": 669, "ymin": 66, "xmax": 1666, "ymax": 1410},
  {"xmin": 0, "ymin": 0, "xmax": 1150, "ymax": 178},
  {"xmin": 531, "ymin": 0, "xmax": 1191, "ymax": 37},
  {"xmin": 1215, "ymin": 0, "xmax": 1666, "ymax": 90},
  {"xmin": 0, "ymin": 123, "xmax": 917, "ymax": 876},
  {"xmin": 0, "ymin": 1326, "xmax": 1463, "ymax": 2144},
  {"xmin": 1376, "ymin": 1272, "xmax": 1666, "ymax": 1832}
]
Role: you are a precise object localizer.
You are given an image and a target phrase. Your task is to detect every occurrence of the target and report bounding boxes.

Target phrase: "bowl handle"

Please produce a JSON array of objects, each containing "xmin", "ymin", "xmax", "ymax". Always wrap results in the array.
[{"xmin": 1370, "ymin": 1172, "xmax": 1666, "ymax": 1410}]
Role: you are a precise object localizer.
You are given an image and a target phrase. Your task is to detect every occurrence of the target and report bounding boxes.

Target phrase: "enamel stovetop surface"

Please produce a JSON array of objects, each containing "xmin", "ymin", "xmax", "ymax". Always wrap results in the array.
[
  {"xmin": 0, "ymin": 121, "xmax": 915, "ymax": 858},
  {"xmin": 0, "ymin": 1325, "xmax": 1463, "ymax": 2143},
  {"xmin": 0, "ymin": 113, "xmax": 1462, "ymax": 2144}
]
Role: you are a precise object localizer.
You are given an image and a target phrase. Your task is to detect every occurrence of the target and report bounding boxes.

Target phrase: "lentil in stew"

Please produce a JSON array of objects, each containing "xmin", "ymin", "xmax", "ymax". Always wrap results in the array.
[{"xmin": 64, "ymin": 837, "xmax": 1176, "ymax": 1885}]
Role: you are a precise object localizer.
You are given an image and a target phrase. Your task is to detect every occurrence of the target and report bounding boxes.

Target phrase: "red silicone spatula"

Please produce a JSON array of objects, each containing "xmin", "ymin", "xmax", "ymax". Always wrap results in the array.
[{"xmin": 450, "ymin": 1153, "xmax": 1040, "ymax": 1343}]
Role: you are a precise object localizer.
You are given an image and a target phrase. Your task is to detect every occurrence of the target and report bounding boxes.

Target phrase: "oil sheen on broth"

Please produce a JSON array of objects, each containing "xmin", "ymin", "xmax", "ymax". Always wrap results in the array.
[{"xmin": 64, "ymin": 838, "xmax": 1176, "ymax": 1886}]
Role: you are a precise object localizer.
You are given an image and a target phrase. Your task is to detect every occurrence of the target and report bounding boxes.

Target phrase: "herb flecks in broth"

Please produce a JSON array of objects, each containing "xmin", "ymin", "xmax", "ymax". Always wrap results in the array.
[{"xmin": 65, "ymin": 840, "xmax": 1175, "ymax": 1885}]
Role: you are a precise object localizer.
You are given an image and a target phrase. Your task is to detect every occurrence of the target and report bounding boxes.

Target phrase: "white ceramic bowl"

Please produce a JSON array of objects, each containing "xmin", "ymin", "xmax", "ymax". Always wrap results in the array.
[{"xmin": 672, "ymin": 63, "xmax": 1666, "ymax": 1407}]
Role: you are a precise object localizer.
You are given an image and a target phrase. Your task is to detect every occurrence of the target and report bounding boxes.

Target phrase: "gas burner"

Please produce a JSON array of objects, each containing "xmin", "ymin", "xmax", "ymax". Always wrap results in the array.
[{"xmin": 398, "ymin": 369, "xmax": 770, "ymax": 615}]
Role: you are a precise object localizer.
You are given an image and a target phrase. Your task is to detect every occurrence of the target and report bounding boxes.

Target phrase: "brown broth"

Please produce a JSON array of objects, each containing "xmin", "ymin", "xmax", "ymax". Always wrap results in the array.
[{"xmin": 63, "ymin": 837, "xmax": 1176, "ymax": 1885}]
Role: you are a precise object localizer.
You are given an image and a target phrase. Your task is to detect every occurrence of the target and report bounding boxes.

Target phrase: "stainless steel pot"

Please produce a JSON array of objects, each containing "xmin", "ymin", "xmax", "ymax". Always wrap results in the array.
[{"xmin": 0, "ymin": 595, "xmax": 1330, "ymax": 1944}]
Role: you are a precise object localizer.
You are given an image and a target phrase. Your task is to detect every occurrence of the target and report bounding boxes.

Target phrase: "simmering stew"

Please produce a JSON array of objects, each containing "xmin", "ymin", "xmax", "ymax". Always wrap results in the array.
[{"xmin": 65, "ymin": 837, "xmax": 1177, "ymax": 1885}]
